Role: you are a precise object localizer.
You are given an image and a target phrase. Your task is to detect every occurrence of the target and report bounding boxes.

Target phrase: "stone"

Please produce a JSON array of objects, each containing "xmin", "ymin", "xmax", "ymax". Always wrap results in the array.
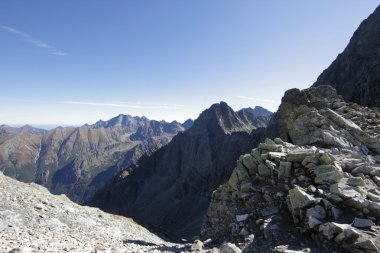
[
  {"xmin": 269, "ymin": 152, "xmax": 286, "ymax": 160},
  {"xmin": 308, "ymin": 185, "xmax": 317, "ymax": 193},
  {"xmin": 241, "ymin": 154, "xmax": 258, "ymax": 172},
  {"xmin": 191, "ymin": 240, "xmax": 204, "ymax": 251},
  {"xmin": 330, "ymin": 182, "xmax": 362, "ymax": 200},
  {"xmin": 236, "ymin": 214, "xmax": 249, "ymax": 222},
  {"xmin": 288, "ymin": 186, "xmax": 316, "ymax": 210},
  {"xmin": 342, "ymin": 159, "xmax": 363, "ymax": 171},
  {"xmin": 278, "ymin": 161, "xmax": 292, "ymax": 179},
  {"xmin": 352, "ymin": 164, "xmax": 374, "ymax": 175},
  {"xmin": 352, "ymin": 218, "xmax": 375, "ymax": 228},
  {"xmin": 367, "ymin": 201, "xmax": 380, "ymax": 217},
  {"xmin": 258, "ymin": 163, "xmax": 271, "ymax": 177},
  {"xmin": 344, "ymin": 196, "xmax": 368, "ymax": 209},
  {"xmin": 302, "ymin": 156, "xmax": 320, "ymax": 168},
  {"xmin": 259, "ymin": 142, "xmax": 279, "ymax": 152},
  {"xmin": 307, "ymin": 205, "xmax": 326, "ymax": 220},
  {"xmin": 347, "ymin": 177, "xmax": 365, "ymax": 187},
  {"xmin": 319, "ymin": 152, "xmax": 335, "ymax": 165},
  {"xmin": 319, "ymin": 222, "xmax": 359, "ymax": 241},
  {"xmin": 352, "ymin": 240, "xmax": 380, "ymax": 253},
  {"xmin": 260, "ymin": 207, "xmax": 279, "ymax": 217},
  {"xmin": 287, "ymin": 149, "xmax": 316, "ymax": 162},
  {"xmin": 219, "ymin": 242, "xmax": 241, "ymax": 253},
  {"xmin": 330, "ymin": 207, "xmax": 342, "ymax": 220},
  {"xmin": 367, "ymin": 192, "xmax": 380, "ymax": 202}
]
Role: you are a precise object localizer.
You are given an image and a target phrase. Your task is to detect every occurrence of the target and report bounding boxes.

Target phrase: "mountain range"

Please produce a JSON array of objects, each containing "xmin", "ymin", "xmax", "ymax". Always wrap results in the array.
[
  {"xmin": 0, "ymin": 115, "xmax": 187, "ymax": 203},
  {"xmin": 3, "ymin": 3, "xmax": 380, "ymax": 253},
  {"xmin": 90, "ymin": 104, "xmax": 272, "ymax": 240}
]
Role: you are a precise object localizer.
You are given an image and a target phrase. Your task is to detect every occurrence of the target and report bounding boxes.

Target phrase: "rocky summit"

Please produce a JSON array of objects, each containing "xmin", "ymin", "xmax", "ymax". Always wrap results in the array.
[
  {"xmin": 313, "ymin": 5, "xmax": 380, "ymax": 108},
  {"xmin": 201, "ymin": 86, "xmax": 380, "ymax": 253},
  {"xmin": 90, "ymin": 102, "xmax": 272, "ymax": 240}
]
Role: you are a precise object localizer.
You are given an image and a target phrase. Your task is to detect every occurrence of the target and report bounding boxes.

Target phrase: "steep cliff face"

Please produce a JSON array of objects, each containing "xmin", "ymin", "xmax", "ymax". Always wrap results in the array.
[
  {"xmin": 0, "ymin": 115, "xmax": 185, "ymax": 203},
  {"xmin": 313, "ymin": 5, "xmax": 380, "ymax": 108},
  {"xmin": 201, "ymin": 87, "xmax": 380, "ymax": 252},
  {"xmin": 90, "ymin": 102, "xmax": 272, "ymax": 240}
]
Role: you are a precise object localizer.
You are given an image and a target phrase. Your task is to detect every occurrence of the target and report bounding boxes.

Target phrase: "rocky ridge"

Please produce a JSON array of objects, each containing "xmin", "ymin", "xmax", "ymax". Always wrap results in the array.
[
  {"xmin": 313, "ymin": 5, "xmax": 380, "ymax": 107},
  {"xmin": 0, "ymin": 115, "xmax": 185, "ymax": 203},
  {"xmin": 201, "ymin": 86, "xmax": 380, "ymax": 252},
  {"xmin": 90, "ymin": 102, "xmax": 273, "ymax": 240}
]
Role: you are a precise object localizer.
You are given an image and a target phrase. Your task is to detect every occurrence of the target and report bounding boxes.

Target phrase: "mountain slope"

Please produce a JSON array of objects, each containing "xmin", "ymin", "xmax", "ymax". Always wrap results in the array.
[
  {"xmin": 313, "ymin": 5, "xmax": 380, "ymax": 108},
  {"xmin": 0, "ymin": 171, "xmax": 189, "ymax": 252},
  {"xmin": 90, "ymin": 102, "xmax": 272, "ymax": 240},
  {"xmin": 0, "ymin": 115, "xmax": 184, "ymax": 203}
]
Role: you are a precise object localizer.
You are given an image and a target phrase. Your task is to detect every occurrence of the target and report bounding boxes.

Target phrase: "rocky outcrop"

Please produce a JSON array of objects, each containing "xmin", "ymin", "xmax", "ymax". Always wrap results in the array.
[
  {"xmin": 313, "ymin": 5, "xmax": 380, "ymax": 108},
  {"xmin": 0, "ymin": 115, "xmax": 184, "ymax": 203},
  {"xmin": 275, "ymin": 85, "xmax": 380, "ymax": 155},
  {"xmin": 0, "ymin": 171, "xmax": 195, "ymax": 252},
  {"xmin": 90, "ymin": 102, "xmax": 272, "ymax": 240},
  {"xmin": 201, "ymin": 138, "xmax": 380, "ymax": 253}
]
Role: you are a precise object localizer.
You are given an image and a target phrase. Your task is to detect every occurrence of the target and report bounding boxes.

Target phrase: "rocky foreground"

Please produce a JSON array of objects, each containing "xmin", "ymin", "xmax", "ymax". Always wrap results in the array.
[{"xmin": 0, "ymin": 171, "xmax": 192, "ymax": 253}]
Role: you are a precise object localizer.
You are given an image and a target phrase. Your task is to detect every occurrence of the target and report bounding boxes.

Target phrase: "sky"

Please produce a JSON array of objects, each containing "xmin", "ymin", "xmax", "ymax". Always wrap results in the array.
[{"xmin": 1, "ymin": 1, "xmax": 379, "ymax": 127}]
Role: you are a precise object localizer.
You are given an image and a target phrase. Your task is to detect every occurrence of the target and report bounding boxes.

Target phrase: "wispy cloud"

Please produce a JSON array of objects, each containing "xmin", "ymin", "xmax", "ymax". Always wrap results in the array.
[
  {"xmin": 1, "ymin": 25, "xmax": 67, "ymax": 56},
  {"xmin": 62, "ymin": 101, "xmax": 184, "ymax": 110},
  {"xmin": 237, "ymin": 95, "xmax": 276, "ymax": 104}
]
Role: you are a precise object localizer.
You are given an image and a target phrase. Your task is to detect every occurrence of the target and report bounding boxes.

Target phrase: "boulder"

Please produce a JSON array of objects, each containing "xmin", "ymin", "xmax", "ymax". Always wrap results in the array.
[
  {"xmin": 288, "ymin": 186, "xmax": 316, "ymax": 210},
  {"xmin": 241, "ymin": 154, "xmax": 258, "ymax": 172},
  {"xmin": 287, "ymin": 149, "xmax": 316, "ymax": 162},
  {"xmin": 319, "ymin": 222, "xmax": 359, "ymax": 242},
  {"xmin": 219, "ymin": 242, "xmax": 241, "ymax": 253},
  {"xmin": 258, "ymin": 163, "xmax": 271, "ymax": 177},
  {"xmin": 352, "ymin": 218, "xmax": 374, "ymax": 228},
  {"xmin": 278, "ymin": 161, "xmax": 292, "ymax": 179},
  {"xmin": 236, "ymin": 214, "xmax": 249, "ymax": 222},
  {"xmin": 191, "ymin": 240, "xmax": 204, "ymax": 251}
]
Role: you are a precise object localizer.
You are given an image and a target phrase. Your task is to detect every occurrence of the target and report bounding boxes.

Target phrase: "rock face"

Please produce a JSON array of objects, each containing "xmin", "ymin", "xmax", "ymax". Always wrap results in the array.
[
  {"xmin": 313, "ymin": 5, "xmax": 380, "ymax": 108},
  {"xmin": 0, "ymin": 171, "xmax": 191, "ymax": 252},
  {"xmin": 90, "ymin": 102, "xmax": 272, "ymax": 240},
  {"xmin": 201, "ymin": 138, "xmax": 380, "ymax": 253},
  {"xmin": 201, "ymin": 87, "xmax": 380, "ymax": 252},
  {"xmin": 0, "ymin": 115, "xmax": 185, "ymax": 203},
  {"xmin": 274, "ymin": 85, "xmax": 380, "ymax": 155}
]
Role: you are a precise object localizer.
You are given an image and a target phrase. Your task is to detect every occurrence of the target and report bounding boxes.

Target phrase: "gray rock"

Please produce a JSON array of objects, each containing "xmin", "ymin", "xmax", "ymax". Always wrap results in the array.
[
  {"xmin": 278, "ymin": 161, "xmax": 292, "ymax": 179},
  {"xmin": 319, "ymin": 222, "xmax": 359, "ymax": 242},
  {"xmin": 260, "ymin": 207, "xmax": 279, "ymax": 217},
  {"xmin": 287, "ymin": 149, "xmax": 316, "ymax": 162},
  {"xmin": 352, "ymin": 218, "xmax": 375, "ymax": 228},
  {"xmin": 288, "ymin": 186, "xmax": 316, "ymax": 210},
  {"xmin": 367, "ymin": 192, "xmax": 380, "ymax": 203},
  {"xmin": 330, "ymin": 182, "xmax": 362, "ymax": 200},
  {"xmin": 258, "ymin": 163, "xmax": 271, "ymax": 177},
  {"xmin": 241, "ymin": 154, "xmax": 258, "ymax": 172},
  {"xmin": 236, "ymin": 214, "xmax": 249, "ymax": 222},
  {"xmin": 347, "ymin": 177, "xmax": 365, "ymax": 187},
  {"xmin": 191, "ymin": 240, "xmax": 204, "ymax": 251},
  {"xmin": 219, "ymin": 242, "xmax": 241, "ymax": 253},
  {"xmin": 367, "ymin": 201, "xmax": 380, "ymax": 217}
]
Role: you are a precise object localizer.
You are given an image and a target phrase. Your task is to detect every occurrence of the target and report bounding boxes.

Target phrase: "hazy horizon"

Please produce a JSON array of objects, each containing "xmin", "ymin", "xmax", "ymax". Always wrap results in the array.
[{"xmin": 1, "ymin": 1, "xmax": 379, "ymax": 125}]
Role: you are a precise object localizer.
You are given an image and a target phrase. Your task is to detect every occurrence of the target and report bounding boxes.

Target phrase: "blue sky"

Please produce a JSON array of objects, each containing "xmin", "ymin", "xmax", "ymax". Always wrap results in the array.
[{"xmin": 1, "ymin": 1, "xmax": 379, "ymax": 126}]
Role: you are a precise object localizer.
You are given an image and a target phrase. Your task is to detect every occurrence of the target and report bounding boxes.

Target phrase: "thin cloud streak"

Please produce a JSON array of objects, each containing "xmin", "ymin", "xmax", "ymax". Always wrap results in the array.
[
  {"xmin": 237, "ymin": 95, "xmax": 276, "ymax": 104},
  {"xmin": 1, "ymin": 25, "xmax": 67, "ymax": 56},
  {"xmin": 62, "ymin": 101, "xmax": 184, "ymax": 110}
]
